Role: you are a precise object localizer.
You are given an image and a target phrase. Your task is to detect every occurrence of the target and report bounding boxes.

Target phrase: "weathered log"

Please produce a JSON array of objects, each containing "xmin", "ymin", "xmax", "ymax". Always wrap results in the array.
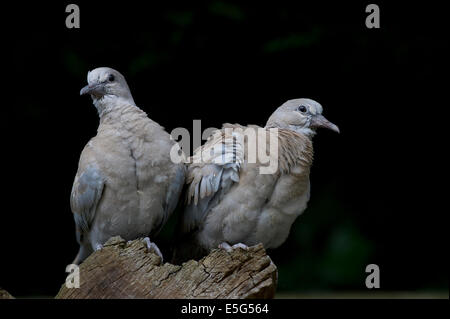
[
  {"xmin": 0, "ymin": 288, "xmax": 14, "ymax": 299},
  {"xmin": 56, "ymin": 236, "xmax": 277, "ymax": 299}
]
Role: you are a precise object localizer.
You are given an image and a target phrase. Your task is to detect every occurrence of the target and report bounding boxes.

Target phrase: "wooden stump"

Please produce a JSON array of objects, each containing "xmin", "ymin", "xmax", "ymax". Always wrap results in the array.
[
  {"xmin": 0, "ymin": 288, "xmax": 14, "ymax": 299},
  {"xmin": 56, "ymin": 236, "xmax": 277, "ymax": 299}
]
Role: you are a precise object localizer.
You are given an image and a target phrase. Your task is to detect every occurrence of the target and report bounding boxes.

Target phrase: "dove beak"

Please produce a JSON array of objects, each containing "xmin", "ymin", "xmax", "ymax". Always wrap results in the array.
[
  {"xmin": 311, "ymin": 114, "xmax": 340, "ymax": 133},
  {"xmin": 80, "ymin": 83, "xmax": 106, "ymax": 97}
]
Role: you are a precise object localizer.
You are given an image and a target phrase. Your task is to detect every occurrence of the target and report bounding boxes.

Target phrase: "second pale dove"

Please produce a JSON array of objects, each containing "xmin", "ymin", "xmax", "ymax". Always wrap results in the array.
[
  {"xmin": 173, "ymin": 98, "xmax": 339, "ymax": 263},
  {"xmin": 71, "ymin": 67, "xmax": 185, "ymax": 264}
]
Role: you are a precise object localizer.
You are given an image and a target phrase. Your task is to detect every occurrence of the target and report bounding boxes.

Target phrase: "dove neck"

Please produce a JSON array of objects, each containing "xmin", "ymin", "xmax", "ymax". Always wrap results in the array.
[
  {"xmin": 94, "ymin": 95, "xmax": 136, "ymax": 118},
  {"xmin": 265, "ymin": 122, "xmax": 316, "ymax": 139},
  {"xmin": 276, "ymin": 128, "xmax": 314, "ymax": 174}
]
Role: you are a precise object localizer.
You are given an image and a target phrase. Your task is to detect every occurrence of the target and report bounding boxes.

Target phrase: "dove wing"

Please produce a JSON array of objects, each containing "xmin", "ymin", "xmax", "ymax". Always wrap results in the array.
[
  {"xmin": 182, "ymin": 125, "xmax": 246, "ymax": 233},
  {"xmin": 70, "ymin": 162, "xmax": 105, "ymax": 240},
  {"xmin": 152, "ymin": 164, "xmax": 186, "ymax": 236}
]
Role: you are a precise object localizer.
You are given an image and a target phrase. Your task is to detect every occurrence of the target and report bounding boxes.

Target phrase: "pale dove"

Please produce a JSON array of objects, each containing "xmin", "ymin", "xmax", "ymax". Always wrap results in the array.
[
  {"xmin": 71, "ymin": 67, "xmax": 185, "ymax": 264},
  {"xmin": 173, "ymin": 98, "xmax": 338, "ymax": 262}
]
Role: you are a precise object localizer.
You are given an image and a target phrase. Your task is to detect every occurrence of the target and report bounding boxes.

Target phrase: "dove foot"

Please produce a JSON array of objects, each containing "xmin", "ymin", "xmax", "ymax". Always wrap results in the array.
[
  {"xmin": 218, "ymin": 242, "xmax": 232, "ymax": 252},
  {"xmin": 232, "ymin": 243, "xmax": 249, "ymax": 250},
  {"xmin": 143, "ymin": 237, "xmax": 164, "ymax": 262},
  {"xmin": 218, "ymin": 242, "xmax": 249, "ymax": 252},
  {"xmin": 94, "ymin": 243, "xmax": 103, "ymax": 251}
]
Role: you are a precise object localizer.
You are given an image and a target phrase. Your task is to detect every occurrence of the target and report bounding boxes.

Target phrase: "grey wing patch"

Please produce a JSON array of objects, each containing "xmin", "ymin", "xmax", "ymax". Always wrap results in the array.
[
  {"xmin": 164, "ymin": 164, "xmax": 186, "ymax": 216},
  {"xmin": 182, "ymin": 127, "xmax": 244, "ymax": 234},
  {"xmin": 182, "ymin": 162, "xmax": 239, "ymax": 234},
  {"xmin": 153, "ymin": 164, "xmax": 186, "ymax": 236},
  {"xmin": 70, "ymin": 164, "xmax": 105, "ymax": 235}
]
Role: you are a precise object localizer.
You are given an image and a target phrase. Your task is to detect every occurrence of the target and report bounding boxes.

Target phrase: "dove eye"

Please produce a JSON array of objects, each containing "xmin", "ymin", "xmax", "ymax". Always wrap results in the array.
[
  {"xmin": 108, "ymin": 74, "xmax": 115, "ymax": 82},
  {"xmin": 297, "ymin": 105, "xmax": 307, "ymax": 113}
]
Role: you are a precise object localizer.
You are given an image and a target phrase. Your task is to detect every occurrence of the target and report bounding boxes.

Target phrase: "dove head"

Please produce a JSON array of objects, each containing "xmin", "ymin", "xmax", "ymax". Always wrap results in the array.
[
  {"xmin": 266, "ymin": 98, "xmax": 339, "ymax": 137},
  {"xmin": 80, "ymin": 67, "xmax": 135, "ymax": 113}
]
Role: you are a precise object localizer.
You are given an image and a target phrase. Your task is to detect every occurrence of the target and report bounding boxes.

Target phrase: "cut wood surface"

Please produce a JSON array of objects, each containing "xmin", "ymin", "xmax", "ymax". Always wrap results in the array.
[
  {"xmin": 56, "ymin": 236, "xmax": 277, "ymax": 299},
  {"xmin": 0, "ymin": 288, "xmax": 14, "ymax": 299}
]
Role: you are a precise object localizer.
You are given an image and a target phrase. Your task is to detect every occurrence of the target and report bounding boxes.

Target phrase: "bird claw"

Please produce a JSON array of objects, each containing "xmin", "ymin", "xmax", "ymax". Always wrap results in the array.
[
  {"xmin": 218, "ymin": 242, "xmax": 249, "ymax": 252},
  {"xmin": 218, "ymin": 242, "xmax": 233, "ymax": 252},
  {"xmin": 94, "ymin": 243, "xmax": 103, "ymax": 251},
  {"xmin": 143, "ymin": 237, "xmax": 164, "ymax": 262},
  {"xmin": 232, "ymin": 243, "xmax": 249, "ymax": 250}
]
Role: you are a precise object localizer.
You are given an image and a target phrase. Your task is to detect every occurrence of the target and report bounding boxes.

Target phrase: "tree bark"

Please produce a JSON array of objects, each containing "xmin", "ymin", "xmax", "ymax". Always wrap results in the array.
[
  {"xmin": 0, "ymin": 288, "xmax": 14, "ymax": 299},
  {"xmin": 55, "ymin": 236, "xmax": 277, "ymax": 299}
]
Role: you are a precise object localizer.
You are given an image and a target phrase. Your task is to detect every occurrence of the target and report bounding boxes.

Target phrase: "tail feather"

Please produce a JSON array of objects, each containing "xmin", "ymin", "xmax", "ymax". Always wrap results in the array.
[
  {"xmin": 171, "ymin": 233, "xmax": 207, "ymax": 265},
  {"xmin": 72, "ymin": 243, "xmax": 93, "ymax": 265}
]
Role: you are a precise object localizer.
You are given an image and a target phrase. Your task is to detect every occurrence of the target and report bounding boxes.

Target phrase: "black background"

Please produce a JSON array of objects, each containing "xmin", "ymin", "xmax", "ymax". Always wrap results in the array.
[{"xmin": 1, "ymin": 1, "xmax": 447, "ymax": 297}]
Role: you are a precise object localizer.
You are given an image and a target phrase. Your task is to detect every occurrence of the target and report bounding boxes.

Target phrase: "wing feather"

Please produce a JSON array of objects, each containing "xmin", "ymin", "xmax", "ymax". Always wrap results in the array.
[
  {"xmin": 70, "ymin": 164, "xmax": 105, "ymax": 236},
  {"xmin": 182, "ymin": 125, "xmax": 246, "ymax": 233},
  {"xmin": 153, "ymin": 164, "xmax": 186, "ymax": 236}
]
